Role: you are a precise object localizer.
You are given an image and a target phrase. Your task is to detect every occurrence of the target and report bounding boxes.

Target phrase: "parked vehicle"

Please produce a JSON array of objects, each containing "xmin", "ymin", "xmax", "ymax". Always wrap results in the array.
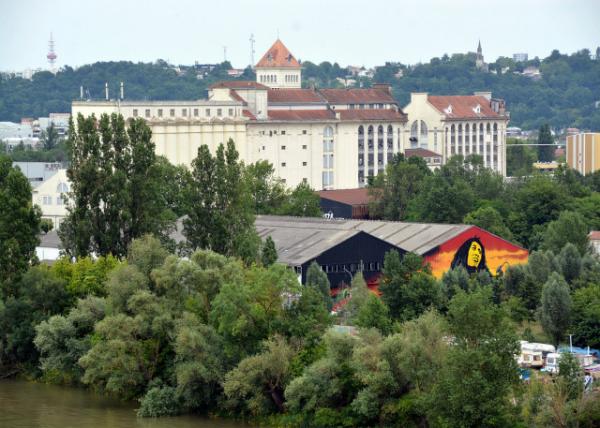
[
  {"xmin": 518, "ymin": 341, "xmax": 555, "ymax": 368},
  {"xmin": 542, "ymin": 352, "xmax": 561, "ymax": 373}
]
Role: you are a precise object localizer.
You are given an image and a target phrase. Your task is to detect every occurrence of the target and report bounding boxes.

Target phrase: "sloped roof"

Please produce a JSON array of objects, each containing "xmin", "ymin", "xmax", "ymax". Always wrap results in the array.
[
  {"xmin": 38, "ymin": 230, "xmax": 61, "ymax": 249},
  {"xmin": 405, "ymin": 148, "xmax": 443, "ymax": 158},
  {"xmin": 267, "ymin": 110, "xmax": 335, "ymax": 121},
  {"xmin": 338, "ymin": 109, "xmax": 407, "ymax": 122},
  {"xmin": 319, "ymin": 88, "xmax": 396, "ymax": 104},
  {"xmin": 267, "ymin": 89, "xmax": 325, "ymax": 103},
  {"xmin": 255, "ymin": 215, "xmax": 473, "ymax": 265},
  {"xmin": 427, "ymin": 95, "xmax": 500, "ymax": 119},
  {"xmin": 209, "ymin": 81, "xmax": 269, "ymax": 90},
  {"xmin": 256, "ymin": 39, "xmax": 301, "ymax": 68},
  {"xmin": 589, "ymin": 231, "xmax": 600, "ymax": 241},
  {"xmin": 318, "ymin": 188, "xmax": 371, "ymax": 206}
]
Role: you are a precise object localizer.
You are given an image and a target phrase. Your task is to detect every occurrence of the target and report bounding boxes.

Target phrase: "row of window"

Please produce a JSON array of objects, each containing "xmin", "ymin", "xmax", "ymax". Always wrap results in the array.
[
  {"xmin": 259, "ymin": 129, "xmax": 309, "ymax": 136},
  {"xmin": 258, "ymin": 74, "xmax": 299, "ymax": 84},
  {"xmin": 280, "ymin": 161, "xmax": 309, "ymax": 167},
  {"xmin": 357, "ymin": 125, "xmax": 394, "ymax": 177},
  {"xmin": 132, "ymin": 107, "xmax": 236, "ymax": 119},
  {"xmin": 349, "ymin": 103, "xmax": 385, "ymax": 110},
  {"xmin": 41, "ymin": 196, "xmax": 65, "ymax": 205},
  {"xmin": 320, "ymin": 261, "xmax": 382, "ymax": 274}
]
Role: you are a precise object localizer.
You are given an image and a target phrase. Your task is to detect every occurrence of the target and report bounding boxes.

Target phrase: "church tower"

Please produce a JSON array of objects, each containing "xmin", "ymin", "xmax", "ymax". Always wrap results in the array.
[
  {"xmin": 256, "ymin": 39, "xmax": 302, "ymax": 89},
  {"xmin": 476, "ymin": 39, "xmax": 486, "ymax": 70}
]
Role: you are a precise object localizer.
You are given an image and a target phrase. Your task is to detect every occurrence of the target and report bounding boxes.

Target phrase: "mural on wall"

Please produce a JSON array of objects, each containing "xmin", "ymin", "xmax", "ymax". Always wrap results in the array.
[{"xmin": 425, "ymin": 227, "xmax": 528, "ymax": 278}]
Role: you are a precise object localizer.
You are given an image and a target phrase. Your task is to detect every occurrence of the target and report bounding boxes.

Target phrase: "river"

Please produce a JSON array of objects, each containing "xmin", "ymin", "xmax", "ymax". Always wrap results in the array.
[{"xmin": 0, "ymin": 380, "xmax": 249, "ymax": 428}]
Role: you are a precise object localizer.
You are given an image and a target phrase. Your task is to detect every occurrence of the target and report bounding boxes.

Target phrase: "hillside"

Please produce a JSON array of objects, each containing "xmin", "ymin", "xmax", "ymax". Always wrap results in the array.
[{"xmin": 1, "ymin": 48, "xmax": 599, "ymax": 130}]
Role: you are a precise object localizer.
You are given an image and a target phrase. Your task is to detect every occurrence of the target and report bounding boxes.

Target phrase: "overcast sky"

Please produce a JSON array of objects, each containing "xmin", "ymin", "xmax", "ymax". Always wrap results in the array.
[{"xmin": 1, "ymin": 0, "xmax": 599, "ymax": 71}]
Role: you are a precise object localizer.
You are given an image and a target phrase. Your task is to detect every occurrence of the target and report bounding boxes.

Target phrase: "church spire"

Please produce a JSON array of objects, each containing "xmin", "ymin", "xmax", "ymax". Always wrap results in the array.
[{"xmin": 477, "ymin": 39, "xmax": 482, "ymax": 55}]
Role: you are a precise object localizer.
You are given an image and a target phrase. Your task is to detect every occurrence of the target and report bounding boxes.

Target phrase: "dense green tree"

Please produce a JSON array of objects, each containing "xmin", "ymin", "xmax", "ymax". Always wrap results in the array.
[
  {"xmin": 506, "ymin": 139, "xmax": 536, "ymax": 176},
  {"xmin": 277, "ymin": 182, "xmax": 322, "ymax": 217},
  {"xmin": 184, "ymin": 140, "xmax": 259, "ymax": 262},
  {"xmin": 537, "ymin": 124, "xmax": 555, "ymax": 162},
  {"xmin": 260, "ymin": 236, "xmax": 278, "ymax": 267},
  {"xmin": 556, "ymin": 243, "xmax": 582, "ymax": 285},
  {"xmin": 354, "ymin": 294, "xmax": 392, "ymax": 334},
  {"xmin": 429, "ymin": 288, "xmax": 520, "ymax": 428},
  {"xmin": 572, "ymin": 284, "xmax": 600, "ymax": 348},
  {"xmin": 305, "ymin": 261, "xmax": 333, "ymax": 311},
  {"xmin": 40, "ymin": 123, "xmax": 60, "ymax": 151},
  {"xmin": 540, "ymin": 273, "xmax": 572, "ymax": 347},
  {"xmin": 0, "ymin": 156, "xmax": 41, "ymax": 297},
  {"xmin": 223, "ymin": 336, "xmax": 296, "ymax": 415},
  {"xmin": 369, "ymin": 154, "xmax": 430, "ymax": 220},
  {"xmin": 244, "ymin": 160, "xmax": 287, "ymax": 214},
  {"xmin": 541, "ymin": 210, "xmax": 589, "ymax": 255},
  {"xmin": 60, "ymin": 114, "xmax": 174, "ymax": 258},
  {"xmin": 464, "ymin": 206, "xmax": 514, "ymax": 242},
  {"xmin": 380, "ymin": 251, "xmax": 443, "ymax": 321},
  {"xmin": 51, "ymin": 255, "xmax": 120, "ymax": 298}
]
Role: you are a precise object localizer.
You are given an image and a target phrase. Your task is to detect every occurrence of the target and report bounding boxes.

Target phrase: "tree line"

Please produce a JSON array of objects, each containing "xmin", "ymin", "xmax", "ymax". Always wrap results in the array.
[
  {"xmin": 2, "ymin": 47, "xmax": 599, "ymax": 130},
  {"xmin": 1, "ymin": 114, "xmax": 600, "ymax": 426}
]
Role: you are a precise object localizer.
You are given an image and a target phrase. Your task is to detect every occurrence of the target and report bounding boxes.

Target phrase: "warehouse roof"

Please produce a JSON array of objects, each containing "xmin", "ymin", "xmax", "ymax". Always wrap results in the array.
[{"xmin": 255, "ymin": 215, "xmax": 472, "ymax": 265}]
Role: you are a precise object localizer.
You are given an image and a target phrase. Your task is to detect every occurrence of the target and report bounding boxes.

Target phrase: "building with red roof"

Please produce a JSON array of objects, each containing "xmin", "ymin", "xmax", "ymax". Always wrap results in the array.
[{"xmin": 403, "ymin": 92, "xmax": 510, "ymax": 175}]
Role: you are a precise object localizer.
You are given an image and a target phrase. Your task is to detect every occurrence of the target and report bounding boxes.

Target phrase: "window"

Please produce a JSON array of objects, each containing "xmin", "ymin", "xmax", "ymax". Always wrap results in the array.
[
  {"xmin": 302, "ymin": 178, "xmax": 307, "ymax": 183},
  {"xmin": 281, "ymin": 145, "xmax": 286, "ymax": 150},
  {"xmin": 323, "ymin": 154, "xmax": 334, "ymax": 168},
  {"xmin": 387, "ymin": 125, "xmax": 393, "ymax": 151},
  {"xmin": 282, "ymin": 179, "xmax": 286, "ymax": 184},
  {"xmin": 302, "ymin": 144, "xmax": 307, "ymax": 149},
  {"xmin": 145, "ymin": 109, "xmax": 151, "ymax": 118},
  {"xmin": 158, "ymin": 109, "xmax": 163, "ymax": 117},
  {"xmin": 377, "ymin": 125, "xmax": 384, "ymax": 150},
  {"xmin": 56, "ymin": 182, "xmax": 69, "ymax": 193},
  {"xmin": 358, "ymin": 125, "xmax": 365, "ymax": 152},
  {"xmin": 367, "ymin": 125, "xmax": 374, "ymax": 150},
  {"xmin": 133, "ymin": 109, "xmax": 138, "ymax": 117},
  {"xmin": 420, "ymin": 121, "xmax": 428, "ymax": 147},
  {"xmin": 170, "ymin": 109, "xmax": 175, "ymax": 117},
  {"xmin": 281, "ymin": 130, "xmax": 286, "ymax": 135},
  {"xmin": 281, "ymin": 162, "xmax": 286, "ymax": 167},
  {"xmin": 56, "ymin": 196, "xmax": 63, "ymax": 205},
  {"xmin": 322, "ymin": 171, "xmax": 334, "ymax": 187},
  {"xmin": 217, "ymin": 109, "xmax": 222, "ymax": 116},
  {"xmin": 205, "ymin": 108, "xmax": 211, "ymax": 116},
  {"xmin": 262, "ymin": 146, "xmax": 266, "ymax": 150},
  {"xmin": 194, "ymin": 108, "xmax": 199, "ymax": 117},
  {"xmin": 228, "ymin": 108, "xmax": 233, "ymax": 116},
  {"xmin": 43, "ymin": 195, "xmax": 52, "ymax": 205},
  {"xmin": 302, "ymin": 161, "xmax": 307, "ymax": 166},
  {"xmin": 302, "ymin": 130, "xmax": 307, "ymax": 135},
  {"xmin": 410, "ymin": 120, "xmax": 418, "ymax": 148}
]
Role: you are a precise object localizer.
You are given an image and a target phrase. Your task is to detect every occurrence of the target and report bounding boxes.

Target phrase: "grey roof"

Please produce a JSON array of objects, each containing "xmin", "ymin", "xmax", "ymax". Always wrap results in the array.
[{"xmin": 256, "ymin": 215, "xmax": 472, "ymax": 265}]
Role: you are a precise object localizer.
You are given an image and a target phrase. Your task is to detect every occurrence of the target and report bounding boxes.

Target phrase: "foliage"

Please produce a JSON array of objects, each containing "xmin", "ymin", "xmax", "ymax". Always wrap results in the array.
[
  {"xmin": 556, "ymin": 243, "xmax": 582, "ymax": 285},
  {"xmin": 59, "ymin": 114, "xmax": 175, "ymax": 258},
  {"xmin": 244, "ymin": 160, "xmax": 287, "ymax": 214},
  {"xmin": 537, "ymin": 124, "xmax": 555, "ymax": 162},
  {"xmin": 354, "ymin": 294, "xmax": 392, "ymax": 335},
  {"xmin": 260, "ymin": 236, "xmax": 278, "ymax": 267},
  {"xmin": 184, "ymin": 140, "xmax": 258, "ymax": 263},
  {"xmin": 429, "ymin": 288, "xmax": 520, "ymax": 428},
  {"xmin": 137, "ymin": 384, "xmax": 181, "ymax": 417},
  {"xmin": 506, "ymin": 138, "xmax": 536, "ymax": 177},
  {"xmin": 380, "ymin": 251, "xmax": 443, "ymax": 321},
  {"xmin": 539, "ymin": 272, "xmax": 572, "ymax": 347},
  {"xmin": 0, "ymin": 155, "xmax": 41, "ymax": 297},
  {"xmin": 305, "ymin": 261, "xmax": 332, "ymax": 311},
  {"xmin": 464, "ymin": 206, "xmax": 514, "ymax": 242},
  {"xmin": 542, "ymin": 210, "xmax": 589, "ymax": 255},
  {"xmin": 51, "ymin": 255, "xmax": 120, "ymax": 298},
  {"xmin": 277, "ymin": 182, "xmax": 322, "ymax": 217},
  {"xmin": 572, "ymin": 284, "xmax": 600, "ymax": 348}
]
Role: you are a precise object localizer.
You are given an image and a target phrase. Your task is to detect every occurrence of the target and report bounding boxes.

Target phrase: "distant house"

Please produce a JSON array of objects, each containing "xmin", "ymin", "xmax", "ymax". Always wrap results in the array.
[
  {"xmin": 522, "ymin": 66, "xmax": 542, "ymax": 80},
  {"xmin": 318, "ymin": 188, "xmax": 372, "ymax": 219},
  {"xmin": 36, "ymin": 230, "xmax": 62, "ymax": 263},
  {"xmin": 404, "ymin": 148, "xmax": 443, "ymax": 170},
  {"xmin": 31, "ymin": 169, "xmax": 71, "ymax": 229},
  {"xmin": 13, "ymin": 162, "xmax": 61, "ymax": 188},
  {"xmin": 590, "ymin": 231, "xmax": 600, "ymax": 255}
]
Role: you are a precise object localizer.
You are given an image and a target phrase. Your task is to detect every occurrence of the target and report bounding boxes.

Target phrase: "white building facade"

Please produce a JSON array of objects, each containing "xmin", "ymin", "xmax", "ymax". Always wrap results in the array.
[
  {"xmin": 32, "ymin": 169, "xmax": 70, "ymax": 229},
  {"xmin": 402, "ymin": 92, "xmax": 509, "ymax": 176}
]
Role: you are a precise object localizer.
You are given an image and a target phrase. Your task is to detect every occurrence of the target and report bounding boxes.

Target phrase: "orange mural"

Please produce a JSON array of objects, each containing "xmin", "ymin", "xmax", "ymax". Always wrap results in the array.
[{"xmin": 425, "ymin": 226, "xmax": 529, "ymax": 278}]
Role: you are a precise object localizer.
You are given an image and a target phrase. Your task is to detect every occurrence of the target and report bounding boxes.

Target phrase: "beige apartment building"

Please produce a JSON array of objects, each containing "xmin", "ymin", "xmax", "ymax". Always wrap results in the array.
[
  {"xmin": 32, "ymin": 169, "xmax": 70, "ymax": 229},
  {"xmin": 72, "ymin": 39, "xmax": 509, "ymax": 189},
  {"xmin": 566, "ymin": 133, "xmax": 600, "ymax": 175},
  {"xmin": 402, "ymin": 92, "xmax": 509, "ymax": 175},
  {"xmin": 72, "ymin": 40, "xmax": 408, "ymax": 190}
]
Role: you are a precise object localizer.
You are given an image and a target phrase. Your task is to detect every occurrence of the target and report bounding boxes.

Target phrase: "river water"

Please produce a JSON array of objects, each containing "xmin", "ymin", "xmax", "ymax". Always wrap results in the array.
[{"xmin": 0, "ymin": 380, "xmax": 248, "ymax": 428}]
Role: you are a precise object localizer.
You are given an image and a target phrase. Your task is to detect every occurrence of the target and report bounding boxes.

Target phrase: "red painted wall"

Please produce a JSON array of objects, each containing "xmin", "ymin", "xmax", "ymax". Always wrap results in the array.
[{"xmin": 424, "ymin": 226, "xmax": 529, "ymax": 278}]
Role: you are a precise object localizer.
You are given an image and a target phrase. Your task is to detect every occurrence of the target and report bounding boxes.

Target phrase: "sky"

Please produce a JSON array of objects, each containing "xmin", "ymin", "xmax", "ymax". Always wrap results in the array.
[{"xmin": 1, "ymin": 0, "xmax": 599, "ymax": 71}]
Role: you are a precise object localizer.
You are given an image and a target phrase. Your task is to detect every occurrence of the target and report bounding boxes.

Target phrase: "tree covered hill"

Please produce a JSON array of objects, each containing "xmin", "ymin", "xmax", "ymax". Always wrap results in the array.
[{"xmin": 1, "ymin": 48, "xmax": 599, "ymax": 130}]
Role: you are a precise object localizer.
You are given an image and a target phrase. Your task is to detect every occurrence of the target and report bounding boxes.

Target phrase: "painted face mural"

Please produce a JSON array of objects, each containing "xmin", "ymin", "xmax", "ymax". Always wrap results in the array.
[{"xmin": 450, "ymin": 237, "xmax": 489, "ymax": 274}]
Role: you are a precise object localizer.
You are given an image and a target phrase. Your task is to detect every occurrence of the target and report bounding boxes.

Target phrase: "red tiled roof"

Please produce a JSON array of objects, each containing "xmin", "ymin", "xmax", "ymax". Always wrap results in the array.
[
  {"xmin": 209, "ymin": 81, "xmax": 269, "ymax": 90},
  {"xmin": 589, "ymin": 231, "xmax": 600, "ymax": 241},
  {"xmin": 267, "ymin": 89, "xmax": 325, "ymax": 103},
  {"xmin": 405, "ymin": 148, "xmax": 442, "ymax": 158},
  {"xmin": 256, "ymin": 39, "xmax": 301, "ymax": 68},
  {"xmin": 338, "ymin": 109, "xmax": 407, "ymax": 122},
  {"xmin": 427, "ymin": 95, "xmax": 501, "ymax": 119},
  {"xmin": 317, "ymin": 188, "xmax": 372, "ymax": 206},
  {"xmin": 242, "ymin": 109, "xmax": 256, "ymax": 120},
  {"xmin": 267, "ymin": 110, "xmax": 335, "ymax": 121},
  {"xmin": 319, "ymin": 88, "xmax": 396, "ymax": 104}
]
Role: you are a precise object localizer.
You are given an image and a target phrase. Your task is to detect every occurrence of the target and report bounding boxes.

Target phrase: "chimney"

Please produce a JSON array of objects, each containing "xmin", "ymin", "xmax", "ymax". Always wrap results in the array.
[
  {"xmin": 105, "ymin": 82, "xmax": 109, "ymax": 100},
  {"xmin": 474, "ymin": 91, "xmax": 492, "ymax": 101},
  {"xmin": 373, "ymin": 83, "xmax": 392, "ymax": 94},
  {"xmin": 80, "ymin": 86, "xmax": 83, "ymax": 99},
  {"xmin": 120, "ymin": 82, "xmax": 124, "ymax": 100}
]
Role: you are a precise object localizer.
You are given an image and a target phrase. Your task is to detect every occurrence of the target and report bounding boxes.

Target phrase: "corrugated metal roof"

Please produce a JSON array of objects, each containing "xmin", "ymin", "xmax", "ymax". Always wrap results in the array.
[{"xmin": 255, "ymin": 215, "xmax": 472, "ymax": 265}]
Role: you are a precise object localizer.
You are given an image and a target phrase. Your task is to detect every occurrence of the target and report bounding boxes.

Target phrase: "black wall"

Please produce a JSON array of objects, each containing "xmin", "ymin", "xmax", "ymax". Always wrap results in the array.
[
  {"xmin": 301, "ymin": 231, "xmax": 404, "ymax": 288},
  {"xmin": 319, "ymin": 198, "xmax": 352, "ymax": 219}
]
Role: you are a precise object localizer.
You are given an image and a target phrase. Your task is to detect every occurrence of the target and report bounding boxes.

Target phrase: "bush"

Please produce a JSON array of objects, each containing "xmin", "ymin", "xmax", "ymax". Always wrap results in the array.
[{"xmin": 137, "ymin": 386, "xmax": 181, "ymax": 417}]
